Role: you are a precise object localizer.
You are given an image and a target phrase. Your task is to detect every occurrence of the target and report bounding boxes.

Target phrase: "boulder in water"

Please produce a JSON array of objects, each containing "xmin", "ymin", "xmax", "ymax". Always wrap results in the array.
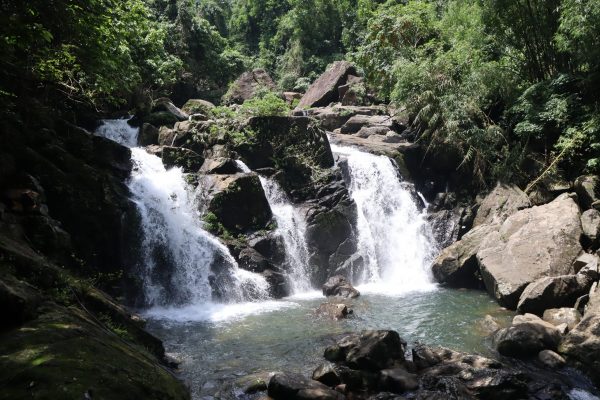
[
  {"xmin": 538, "ymin": 350, "xmax": 566, "ymax": 369},
  {"xmin": 322, "ymin": 275, "xmax": 360, "ymax": 298},
  {"xmin": 312, "ymin": 362, "xmax": 363, "ymax": 389},
  {"xmin": 298, "ymin": 61, "xmax": 358, "ymax": 108},
  {"xmin": 267, "ymin": 372, "xmax": 344, "ymax": 400},
  {"xmin": 324, "ymin": 330, "xmax": 406, "ymax": 371},
  {"xmin": 200, "ymin": 157, "xmax": 241, "ymax": 175},
  {"xmin": 494, "ymin": 314, "xmax": 562, "ymax": 357},
  {"xmin": 316, "ymin": 303, "xmax": 353, "ymax": 320},
  {"xmin": 139, "ymin": 123, "xmax": 159, "ymax": 146},
  {"xmin": 378, "ymin": 368, "xmax": 418, "ymax": 393}
]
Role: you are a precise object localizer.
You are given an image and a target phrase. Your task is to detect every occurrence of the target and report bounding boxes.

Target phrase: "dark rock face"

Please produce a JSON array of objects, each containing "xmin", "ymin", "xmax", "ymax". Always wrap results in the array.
[
  {"xmin": 574, "ymin": 175, "xmax": 600, "ymax": 209},
  {"xmin": 139, "ymin": 123, "xmax": 159, "ymax": 146},
  {"xmin": 322, "ymin": 275, "xmax": 360, "ymax": 298},
  {"xmin": 298, "ymin": 61, "xmax": 358, "ymax": 108},
  {"xmin": 268, "ymin": 372, "xmax": 344, "ymax": 400},
  {"xmin": 517, "ymin": 273, "xmax": 595, "ymax": 315},
  {"xmin": 224, "ymin": 69, "xmax": 277, "ymax": 104},
  {"xmin": 181, "ymin": 99, "xmax": 215, "ymax": 115},
  {"xmin": 205, "ymin": 173, "xmax": 273, "ymax": 233},
  {"xmin": 151, "ymin": 97, "xmax": 189, "ymax": 121},
  {"xmin": 146, "ymin": 146, "xmax": 204, "ymax": 173},
  {"xmin": 494, "ymin": 321, "xmax": 561, "ymax": 357}
]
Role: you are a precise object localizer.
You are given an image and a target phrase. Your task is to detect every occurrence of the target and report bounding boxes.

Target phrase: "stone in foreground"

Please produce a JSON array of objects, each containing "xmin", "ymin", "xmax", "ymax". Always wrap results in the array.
[{"xmin": 322, "ymin": 275, "xmax": 360, "ymax": 298}]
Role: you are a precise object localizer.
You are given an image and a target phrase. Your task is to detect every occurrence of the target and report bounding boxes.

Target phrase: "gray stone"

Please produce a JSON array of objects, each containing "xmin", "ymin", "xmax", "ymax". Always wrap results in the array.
[
  {"xmin": 268, "ymin": 372, "xmax": 344, "ymax": 400},
  {"xmin": 298, "ymin": 61, "xmax": 358, "ymax": 108},
  {"xmin": 477, "ymin": 194, "xmax": 583, "ymax": 308},
  {"xmin": 538, "ymin": 350, "xmax": 566, "ymax": 369},
  {"xmin": 316, "ymin": 303, "xmax": 352, "ymax": 320},
  {"xmin": 473, "ymin": 183, "xmax": 531, "ymax": 228},
  {"xmin": 517, "ymin": 274, "xmax": 591, "ymax": 315},
  {"xmin": 494, "ymin": 317, "xmax": 561, "ymax": 357},
  {"xmin": 575, "ymin": 175, "xmax": 600, "ymax": 209},
  {"xmin": 379, "ymin": 368, "xmax": 419, "ymax": 393},
  {"xmin": 581, "ymin": 209, "xmax": 600, "ymax": 242},
  {"xmin": 224, "ymin": 69, "xmax": 277, "ymax": 104},
  {"xmin": 543, "ymin": 308, "xmax": 582, "ymax": 331},
  {"xmin": 322, "ymin": 275, "xmax": 360, "ymax": 299}
]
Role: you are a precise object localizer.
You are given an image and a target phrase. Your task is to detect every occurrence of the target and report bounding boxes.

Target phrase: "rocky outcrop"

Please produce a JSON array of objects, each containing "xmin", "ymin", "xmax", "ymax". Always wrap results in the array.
[
  {"xmin": 298, "ymin": 61, "xmax": 358, "ymax": 108},
  {"xmin": 543, "ymin": 308, "xmax": 582, "ymax": 331},
  {"xmin": 152, "ymin": 97, "xmax": 189, "ymax": 121},
  {"xmin": 146, "ymin": 145, "xmax": 204, "ymax": 173},
  {"xmin": 204, "ymin": 173, "xmax": 272, "ymax": 233},
  {"xmin": 307, "ymin": 105, "xmax": 386, "ymax": 131},
  {"xmin": 322, "ymin": 275, "xmax": 360, "ymax": 298},
  {"xmin": 268, "ymin": 372, "xmax": 344, "ymax": 400},
  {"xmin": 181, "ymin": 99, "xmax": 215, "ymax": 116},
  {"xmin": 581, "ymin": 208, "xmax": 600, "ymax": 245},
  {"xmin": 574, "ymin": 175, "xmax": 600, "ymax": 209},
  {"xmin": 223, "ymin": 69, "xmax": 276, "ymax": 104},
  {"xmin": 477, "ymin": 194, "xmax": 583, "ymax": 308}
]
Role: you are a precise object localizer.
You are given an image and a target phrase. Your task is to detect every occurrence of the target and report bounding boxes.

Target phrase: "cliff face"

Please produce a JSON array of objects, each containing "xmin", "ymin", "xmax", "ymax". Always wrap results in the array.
[{"xmin": 0, "ymin": 114, "xmax": 189, "ymax": 399}]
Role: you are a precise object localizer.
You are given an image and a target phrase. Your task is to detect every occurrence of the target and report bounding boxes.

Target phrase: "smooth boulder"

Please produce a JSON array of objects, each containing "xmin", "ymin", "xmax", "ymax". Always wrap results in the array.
[
  {"xmin": 224, "ymin": 69, "xmax": 276, "ymax": 104},
  {"xmin": 298, "ymin": 61, "xmax": 358, "ymax": 108},
  {"xmin": 477, "ymin": 194, "xmax": 583, "ymax": 308},
  {"xmin": 494, "ymin": 315, "xmax": 562, "ymax": 357},
  {"xmin": 268, "ymin": 372, "xmax": 344, "ymax": 400},
  {"xmin": 317, "ymin": 303, "xmax": 353, "ymax": 320}
]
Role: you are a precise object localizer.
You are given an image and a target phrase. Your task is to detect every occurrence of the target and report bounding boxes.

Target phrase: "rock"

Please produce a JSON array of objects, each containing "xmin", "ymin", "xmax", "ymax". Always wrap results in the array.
[
  {"xmin": 308, "ymin": 105, "xmax": 386, "ymax": 131},
  {"xmin": 145, "ymin": 111, "xmax": 179, "ymax": 128},
  {"xmin": 517, "ymin": 274, "xmax": 592, "ymax": 315},
  {"xmin": 476, "ymin": 314, "xmax": 503, "ymax": 336},
  {"xmin": 205, "ymin": 173, "xmax": 273, "ymax": 233},
  {"xmin": 575, "ymin": 175, "xmax": 600, "ymax": 209},
  {"xmin": 139, "ymin": 123, "xmax": 159, "ymax": 146},
  {"xmin": 581, "ymin": 209, "xmax": 600, "ymax": 243},
  {"xmin": 431, "ymin": 224, "xmax": 496, "ymax": 288},
  {"xmin": 560, "ymin": 283, "xmax": 600, "ymax": 385},
  {"xmin": 494, "ymin": 317, "xmax": 562, "ymax": 357},
  {"xmin": 299, "ymin": 61, "xmax": 358, "ymax": 108},
  {"xmin": 224, "ymin": 69, "xmax": 276, "ymax": 104},
  {"xmin": 316, "ymin": 303, "xmax": 353, "ymax": 320},
  {"xmin": 477, "ymin": 194, "xmax": 583, "ymax": 308},
  {"xmin": 161, "ymin": 147, "xmax": 204, "ymax": 173},
  {"xmin": 322, "ymin": 275, "xmax": 360, "ymax": 298},
  {"xmin": 324, "ymin": 330, "xmax": 406, "ymax": 371},
  {"xmin": 543, "ymin": 308, "xmax": 582, "ymax": 331},
  {"xmin": 312, "ymin": 363, "xmax": 362, "ymax": 389},
  {"xmin": 356, "ymin": 126, "xmax": 391, "ymax": 138},
  {"xmin": 472, "ymin": 183, "xmax": 531, "ymax": 228},
  {"xmin": 200, "ymin": 157, "xmax": 241, "ymax": 175},
  {"xmin": 340, "ymin": 115, "xmax": 394, "ymax": 135},
  {"xmin": 574, "ymin": 253, "xmax": 599, "ymax": 273},
  {"xmin": 283, "ymin": 92, "xmax": 303, "ymax": 105},
  {"xmin": 538, "ymin": 350, "xmax": 566, "ymax": 369},
  {"xmin": 181, "ymin": 99, "xmax": 215, "ymax": 115},
  {"xmin": 152, "ymin": 97, "xmax": 188, "ymax": 121},
  {"xmin": 0, "ymin": 275, "xmax": 41, "ymax": 330},
  {"xmin": 328, "ymin": 132, "xmax": 413, "ymax": 158},
  {"xmin": 238, "ymin": 247, "xmax": 273, "ymax": 273},
  {"xmin": 379, "ymin": 368, "xmax": 419, "ymax": 393},
  {"xmin": 267, "ymin": 372, "xmax": 344, "ymax": 400}
]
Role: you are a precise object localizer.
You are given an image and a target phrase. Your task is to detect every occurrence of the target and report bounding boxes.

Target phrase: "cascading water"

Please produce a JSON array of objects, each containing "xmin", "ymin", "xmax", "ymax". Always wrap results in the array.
[
  {"xmin": 235, "ymin": 160, "xmax": 313, "ymax": 294},
  {"xmin": 94, "ymin": 119, "xmax": 269, "ymax": 311},
  {"xmin": 330, "ymin": 142, "xmax": 437, "ymax": 294}
]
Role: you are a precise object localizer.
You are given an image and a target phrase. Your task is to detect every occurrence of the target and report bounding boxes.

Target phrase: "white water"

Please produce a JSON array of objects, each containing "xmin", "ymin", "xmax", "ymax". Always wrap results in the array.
[
  {"xmin": 94, "ymin": 119, "xmax": 272, "ymax": 316},
  {"xmin": 235, "ymin": 160, "xmax": 313, "ymax": 294},
  {"xmin": 330, "ymin": 142, "xmax": 437, "ymax": 295}
]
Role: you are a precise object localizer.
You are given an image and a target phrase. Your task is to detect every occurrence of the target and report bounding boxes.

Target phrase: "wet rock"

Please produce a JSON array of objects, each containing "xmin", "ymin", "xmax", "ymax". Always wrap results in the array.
[
  {"xmin": 200, "ymin": 157, "xmax": 241, "ymax": 175},
  {"xmin": 543, "ymin": 308, "xmax": 582, "ymax": 331},
  {"xmin": 322, "ymin": 275, "xmax": 360, "ymax": 298},
  {"xmin": 574, "ymin": 175, "xmax": 600, "ymax": 209},
  {"xmin": 308, "ymin": 105, "xmax": 386, "ymax": 131},
  {"xmin": 224, "ymin": 69, "xmax": 276, "ymax": 104},
  {"xmin": 260, "ymin": 269, "xmax": 288, "ymax": 299},
  {"xmin": 238, "ymin": 247, "xmax": 273, "ymax": 273},
  {"xmin": 581, "ymin": 209, "xmax": 600, "ymax": 243},
  {"xmin": 146, "ymin": 111, "xmax": 180, "ymax": 128},
  {"xmin": 316, "ymin": 303, "xmax": 353, "ymax": 320},
  {"xmin": 538, "ymin": 350, "xmax": 566, "ymax": 369},
  {"xmin": 298, "ymin": 61, "xmax": 358, "ymax": 108},
  {"xmin": 324, "ymin": 330, "xmax": 406, "ymax": 371},
  {"xmin": 312, "ymin": 363, "xmax": 362, "ymax": 389},
  {"xmin": 267, "ymin": 372, "xmax": 344, "ymax": 400},
  {"xmin": 379, "ymin": 368, "xmax": 419, "ymax": 393},
  {"xmin": 477, "ymin": 194, "xmax": 583, "ymax": 308},
  {"xmin": 181, "ymin": 99, "xmax": 215, "ymax": 115},
  {"xmin": 161, "ymin": 146, "xmax": 204, "ymax": 173},
  {"xmin": 205, "ymin": 173, "xmax": 273, "ymax": 233},
  {"xmin": 476, "ymin": 315, "xmax": 503, "ymax": 336},
  {"xmin": 139, "ymin": 123, "xmax": 159, "ymax": 146},
  {"xmin": 472, "ymin": 183, "xmax": 531, "ymax": 228},
  {"xmin": 494, "ymin": 315, "xmax": 562, "ymax": 357}
]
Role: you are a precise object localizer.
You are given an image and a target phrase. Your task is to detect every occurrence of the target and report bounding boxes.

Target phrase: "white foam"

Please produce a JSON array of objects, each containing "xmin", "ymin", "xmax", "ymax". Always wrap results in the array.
[{"xmin": 570, "ymin": 389, "xmax": 600, "ymax": 400}]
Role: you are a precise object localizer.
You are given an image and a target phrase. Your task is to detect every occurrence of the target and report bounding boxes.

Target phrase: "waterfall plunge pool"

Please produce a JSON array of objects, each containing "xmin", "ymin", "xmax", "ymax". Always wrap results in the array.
[{"xmin": 145, "ymin": 288, "xmax": 513, "ymax": 398}]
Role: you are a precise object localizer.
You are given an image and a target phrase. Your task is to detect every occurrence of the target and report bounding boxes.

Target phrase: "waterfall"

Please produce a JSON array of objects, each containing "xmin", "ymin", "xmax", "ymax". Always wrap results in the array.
[
  {"xmin": 235, "ymin": 161, "xmax": 313, "ymax": 294},
  {"xmin": 330, "ymin": 142, "xmax": 437, "ymax": 294},
  {"xmin": 94, "ymin": 119, "xmax": 269, "ymax": 309}
]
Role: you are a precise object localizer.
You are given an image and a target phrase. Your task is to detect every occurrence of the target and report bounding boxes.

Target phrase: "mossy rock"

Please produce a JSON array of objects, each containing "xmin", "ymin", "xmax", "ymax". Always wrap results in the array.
[
  {"xmin": 0, "ymin": 304, "xmax": 189, "ymax": 400},
  {"xmin": 161, "ymin": 147, "xmax": 204, "ymax": 173},
  {"xmin": 145, "ymin": 112, "xmax": 179, "ymax": 128},
  {"xmin": 181, "ymin": 99, "xmax": 215, "ymax": 116}
]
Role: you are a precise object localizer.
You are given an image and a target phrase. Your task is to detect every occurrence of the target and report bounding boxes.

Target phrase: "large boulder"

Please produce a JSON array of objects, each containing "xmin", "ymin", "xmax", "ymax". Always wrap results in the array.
[
  {"xmin": 340, "ymin": 115, "xmax": 395, "ymax": 135},
  {"xmin": 181, "ymin": 99, "xmax": 215, "ymax": 115},
  {"xmin": 581, "ymin": 209, "xmax": 600, "ymax": 244},
  {"xmin": 205, "ymin": 173, "xmax": 273, "ymax": 233},
  {"xmin": 477, "ymin": 194, "xmax": 583, "ymax": 308},
  {"xmin": 322, "ymin": 275, "xmax": 360, "ymax": 298},
  {"xmin": 316, "ymin": 303, "xmax": 353, "ymax": 320},
  {"xmin": 574, "ymin": 175, "xmax": 600, "ymax": 209},
  {"xmin": 324, "ymin": 330, "xmax": 406, "ymax": 371},
  {"xmin": 517, "ymin": 273, "xmax": 595, "ymax": 315},
  {"xmin": 559, "ymin": 283, "xmax": 600, "ymax": 385},
  {"xmin": 224, "ymin": 69, "xmax": 276, "ymax": 104},
  {"xmin": 431, "ymin": 224, "xmax": 496, "ymax": 287},
  {"xmin": 494, "ymin": 314, "xmax": 562, "ymax": 357},
  {"xmin": 472, "ymin": 183, "xmax": 531, "ymax": 228},
  {"xmin": 298, "ymin": 61, "xmax": 358, "ymax": 108},
  {"xmin": 151, "ymin": 97, "xmax": 188, "ymax": 121},
  {"xmin": 543, "ymin": 308, "xmax": 582, "ymax": 331}
]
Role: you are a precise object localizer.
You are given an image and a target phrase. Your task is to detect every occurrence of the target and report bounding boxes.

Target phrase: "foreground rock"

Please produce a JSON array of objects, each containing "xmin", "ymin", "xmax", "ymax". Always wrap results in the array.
[
  {"xmin": 298, "ymin": 61, "xmax": 358, "ymax": 108},
  {"xmin": 268, "ymin": 372, "xmax": 344, "ymax": 400},
  {"xmin": 317, "ymin": 303, "xmax": 353, "ymax": 320},
  {"xmin": 494, "ymin": 314, "xmax": 562, "ymax": 357},
  {"xmin": 477, "ymin": 194, "xmax": 582, "ymax": 308},
  {"xmin": 322, "ymin": 275, "xmax": 360, "ymax": 298}
]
